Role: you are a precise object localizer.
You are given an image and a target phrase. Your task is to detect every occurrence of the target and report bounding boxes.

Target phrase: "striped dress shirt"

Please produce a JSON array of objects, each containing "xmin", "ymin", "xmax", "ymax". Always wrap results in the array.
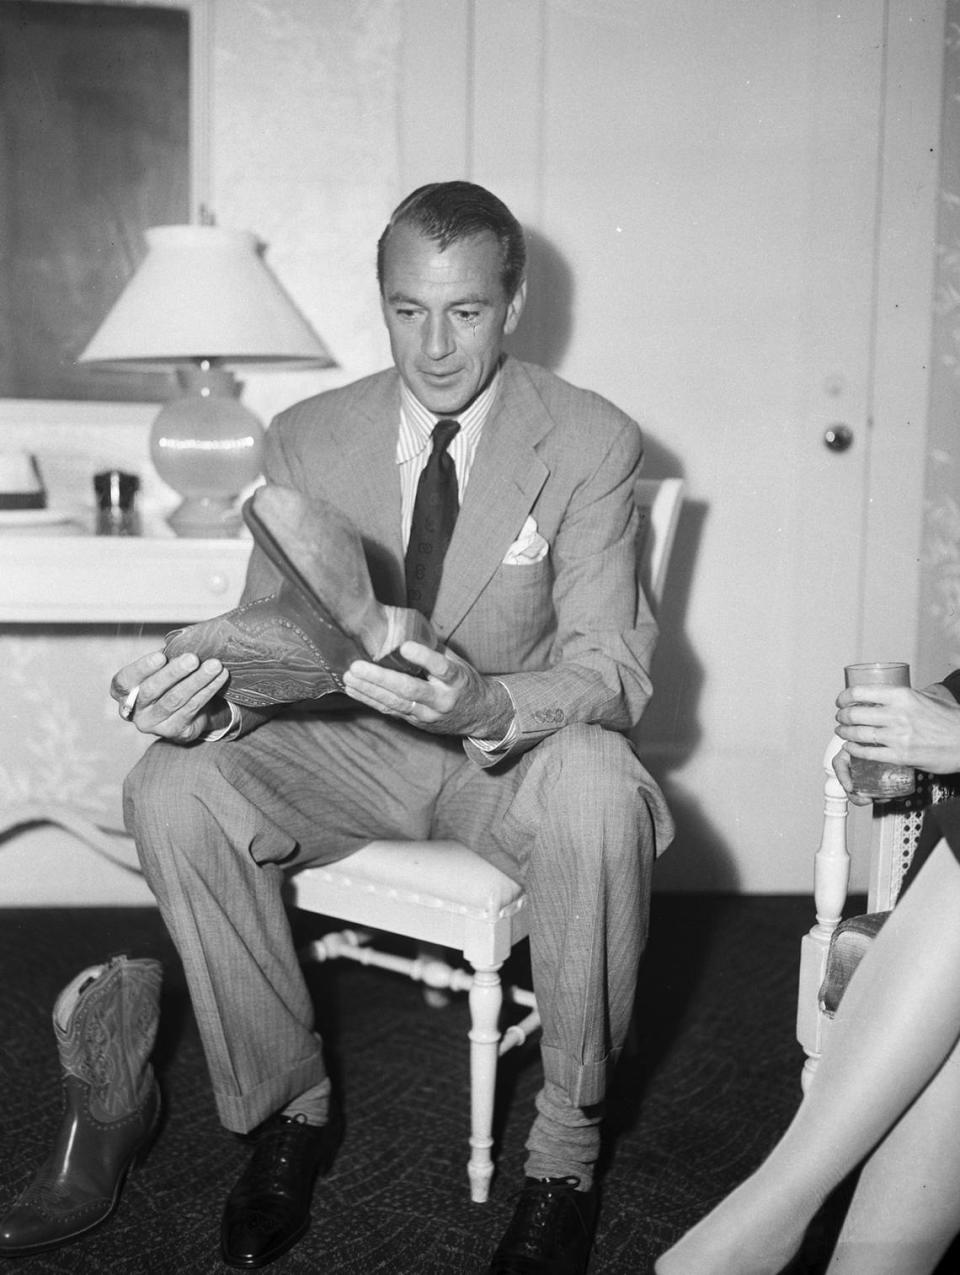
[
  {"xmin": 396, "ymin": 368, "xmax": 517, "ymax": 751},
  {"xmin": 396, "ymin": 370, "xmax": 501, "ymax": 550}
]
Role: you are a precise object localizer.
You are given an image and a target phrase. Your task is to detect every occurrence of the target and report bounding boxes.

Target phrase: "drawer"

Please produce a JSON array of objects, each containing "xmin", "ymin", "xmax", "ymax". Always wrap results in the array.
[{"xmin": 0, "ymin": 536, "xmax": 252, "ymax": 623}]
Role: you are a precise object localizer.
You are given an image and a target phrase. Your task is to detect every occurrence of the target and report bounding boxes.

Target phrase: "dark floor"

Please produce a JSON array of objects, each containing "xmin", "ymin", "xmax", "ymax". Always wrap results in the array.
[{"xmin": 0, "ymin": 895, "xmax": 950, "ymax": 1274}]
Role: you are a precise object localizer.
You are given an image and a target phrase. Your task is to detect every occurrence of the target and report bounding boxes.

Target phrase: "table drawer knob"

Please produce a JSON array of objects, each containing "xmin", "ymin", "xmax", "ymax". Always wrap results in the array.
[{"xmin": 206, "ymin": 572, "xmax": 231, "ymax": 595}]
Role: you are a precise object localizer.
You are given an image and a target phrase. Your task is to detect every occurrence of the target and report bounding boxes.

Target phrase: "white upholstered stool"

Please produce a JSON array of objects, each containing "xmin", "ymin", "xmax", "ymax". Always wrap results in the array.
[{"xmin": 289, "ymin": 839, "xmax": 533, "ymax": 1202}]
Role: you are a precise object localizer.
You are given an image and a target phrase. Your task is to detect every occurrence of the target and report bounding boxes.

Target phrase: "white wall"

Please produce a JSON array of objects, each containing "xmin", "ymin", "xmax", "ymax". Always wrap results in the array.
[
  {"xmin": 392, "ymin": 0, "xmax": 943, "ymax": 893},
  {"xmin": 0, "ymin": 0, "xmax": 946, "ymax": 901}
]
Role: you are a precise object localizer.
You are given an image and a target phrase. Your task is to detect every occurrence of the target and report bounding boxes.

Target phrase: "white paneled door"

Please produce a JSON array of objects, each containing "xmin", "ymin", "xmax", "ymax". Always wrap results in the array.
[{"xmin": 399, "ymin": 0, "xmax": 944, "ymax": 890}]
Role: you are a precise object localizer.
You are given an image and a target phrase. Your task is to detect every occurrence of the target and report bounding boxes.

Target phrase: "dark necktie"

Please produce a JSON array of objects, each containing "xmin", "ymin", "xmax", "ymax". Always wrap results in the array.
[{"xmin": 405, "ymin": 418, "xmax": 460, "ymax": 617}]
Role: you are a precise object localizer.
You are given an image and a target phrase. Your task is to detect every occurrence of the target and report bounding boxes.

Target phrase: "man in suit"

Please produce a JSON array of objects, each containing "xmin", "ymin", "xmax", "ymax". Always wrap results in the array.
[{"xmin": 112, "ymin": 181, "xmax": 672, "ymax": 1273}]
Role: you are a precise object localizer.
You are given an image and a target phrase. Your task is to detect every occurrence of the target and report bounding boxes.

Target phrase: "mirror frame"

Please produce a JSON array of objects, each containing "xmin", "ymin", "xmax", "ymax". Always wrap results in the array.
[{"xmin": 0, "ymin": 0, "xmax": 211, "ymax": 431}]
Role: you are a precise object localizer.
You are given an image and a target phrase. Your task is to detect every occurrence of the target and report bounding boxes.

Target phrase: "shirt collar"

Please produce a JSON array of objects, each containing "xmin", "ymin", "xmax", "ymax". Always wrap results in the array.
[{"xmin": 397, "ymin": 365, "xmax": 502, "ymax": 463}]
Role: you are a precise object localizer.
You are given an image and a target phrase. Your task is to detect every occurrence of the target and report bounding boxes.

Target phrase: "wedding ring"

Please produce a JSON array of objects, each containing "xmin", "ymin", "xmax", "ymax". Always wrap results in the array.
[
  {"xmin": 119, "ymin": 684, "xmax": 141, "ymax": 721},
  {"xmin": 409, "ymin": 700, "xmax": 418, "ymax": 714}
]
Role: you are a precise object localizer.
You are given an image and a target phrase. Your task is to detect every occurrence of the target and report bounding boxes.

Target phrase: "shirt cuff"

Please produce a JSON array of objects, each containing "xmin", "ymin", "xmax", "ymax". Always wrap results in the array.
[
  {"xmin": 200, "ymin": 701, "xmax": 242, "ymax": 742},
  {"xmin": 467, "ymin": 680, "xmax": 519, "ymax": 755}
]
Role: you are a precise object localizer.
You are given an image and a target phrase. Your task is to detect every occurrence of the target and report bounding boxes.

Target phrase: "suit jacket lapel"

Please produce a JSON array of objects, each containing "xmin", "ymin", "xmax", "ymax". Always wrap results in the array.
[
  {"xmin": 434, "ymin": 360, "xmax": 551, "ymax": 637},
  {"xmin": 323, "ymin": 373, "xmax": 407, "ymax": 601},
  {"xmin": 316, "ymin": 362, "xmax": 553, "ymax": 628}
]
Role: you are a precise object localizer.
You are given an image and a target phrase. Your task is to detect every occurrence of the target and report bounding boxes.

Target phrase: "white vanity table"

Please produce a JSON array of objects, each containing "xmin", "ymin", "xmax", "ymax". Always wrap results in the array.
[
  {"xmin": 0, "ymin": 530, "xmax": 251, "ymax": 903},
  {"xmin": 0, "ymin": 533, "xmax": 250, "ymax": 623},
  {"xmin": 0, "ymin": 401, "xmax": 251, "ymax": 625},
  {"xmin": 0, "ymin": 403, "xmax": 273, "ymax": 903}
]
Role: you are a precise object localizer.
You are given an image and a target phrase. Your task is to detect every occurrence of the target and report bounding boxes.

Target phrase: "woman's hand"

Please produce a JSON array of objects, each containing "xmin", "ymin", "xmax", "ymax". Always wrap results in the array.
[{"xmin": 835, "ymin": 683, "xmax": 960, "ymax": 775}]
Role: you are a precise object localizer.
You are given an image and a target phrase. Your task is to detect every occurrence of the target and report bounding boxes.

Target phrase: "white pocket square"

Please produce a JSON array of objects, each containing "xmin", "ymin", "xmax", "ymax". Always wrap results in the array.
[{"xmin": 502, "ymin": 515, "xmax": 549, "ymax": 565}]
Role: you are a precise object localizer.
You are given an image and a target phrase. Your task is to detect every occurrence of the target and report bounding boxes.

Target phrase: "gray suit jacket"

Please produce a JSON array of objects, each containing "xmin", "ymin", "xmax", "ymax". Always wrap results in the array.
[{"xmin": 240, "ymin": 357, "xmax": 670, "ymax": 847}]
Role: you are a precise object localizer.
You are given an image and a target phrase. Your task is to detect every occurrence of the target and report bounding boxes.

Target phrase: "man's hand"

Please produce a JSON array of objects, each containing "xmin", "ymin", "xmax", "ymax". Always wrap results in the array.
[
  {"xmin": 110, "ymin": 649, "xmax": 231, "ymax": 743},
  {"xmin": 342, "ymin": 641, "xmax": 514, "ymax": 740},
  {"xmin": 834, "ymin": 683, "xmax": 960, "ymax": 777}
]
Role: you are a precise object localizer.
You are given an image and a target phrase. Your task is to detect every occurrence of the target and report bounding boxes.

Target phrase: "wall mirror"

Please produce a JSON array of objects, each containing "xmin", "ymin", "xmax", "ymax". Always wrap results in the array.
[{"xmin": 0, "ymin": 0, "xmax": 210, "ymax": 412}]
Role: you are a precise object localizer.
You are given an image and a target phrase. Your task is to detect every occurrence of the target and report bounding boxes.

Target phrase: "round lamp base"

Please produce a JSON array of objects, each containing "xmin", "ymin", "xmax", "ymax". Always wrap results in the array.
[
  {"xmin": 150, "ymin": 364, "xmax": 265, "ymax": 539},
  {"xmin": 166, "ymin": 495, "xmax": 246, "ymax": 539}
]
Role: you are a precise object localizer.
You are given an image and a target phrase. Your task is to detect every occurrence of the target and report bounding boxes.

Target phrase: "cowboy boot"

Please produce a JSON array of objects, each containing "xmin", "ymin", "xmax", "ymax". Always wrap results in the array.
[
  {"xmin": 0, "ymin": 955, "xmax": 162, "ymax": 1257},
  {"xmin": 164, "ymin": 484, "xmax": 440, "ymax": 708}
]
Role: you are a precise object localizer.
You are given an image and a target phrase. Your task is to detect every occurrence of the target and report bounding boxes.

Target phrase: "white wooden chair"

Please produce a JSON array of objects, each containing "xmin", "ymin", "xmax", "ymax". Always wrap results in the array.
[
  {"xmin": 797, "ymin": 736, "xmax": 960, "ymax": 1089},
  {"xmin": 288, "ymin": 475, "xmax": 685, "ymax": 1202}
]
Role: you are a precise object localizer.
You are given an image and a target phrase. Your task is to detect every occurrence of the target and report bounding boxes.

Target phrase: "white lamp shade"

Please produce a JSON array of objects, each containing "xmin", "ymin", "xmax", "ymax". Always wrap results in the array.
[{"xmin": 78, "ymin": 225, "xmax": 333, "ymax": 370}]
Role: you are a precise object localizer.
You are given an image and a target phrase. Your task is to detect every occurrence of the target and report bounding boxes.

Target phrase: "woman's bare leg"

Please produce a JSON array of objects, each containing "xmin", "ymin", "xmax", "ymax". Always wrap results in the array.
[
  {"xmin": 656, "ymin": 839, "xmax": 960, "ymax": 1275},
  {"xmin": 826, "ymin": 1006, "xmax": 960, "ymax": 1274}
]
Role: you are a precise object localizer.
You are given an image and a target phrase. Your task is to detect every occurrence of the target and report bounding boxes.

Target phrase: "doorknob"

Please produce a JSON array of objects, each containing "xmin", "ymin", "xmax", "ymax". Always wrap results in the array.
[{"xmin": 823, "ymin": 424, "xmax": 853, "ymax": 452}]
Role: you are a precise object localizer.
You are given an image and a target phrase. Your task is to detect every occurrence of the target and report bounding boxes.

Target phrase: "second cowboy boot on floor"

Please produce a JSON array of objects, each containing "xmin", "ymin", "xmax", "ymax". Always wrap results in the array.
[
  {"xmin": 0, "ymin": 955, "xmax": 162, "ymax": 1257},
  {"xmin": 164, "ymin": 483, "xmax": 441, "ymax": 708}
]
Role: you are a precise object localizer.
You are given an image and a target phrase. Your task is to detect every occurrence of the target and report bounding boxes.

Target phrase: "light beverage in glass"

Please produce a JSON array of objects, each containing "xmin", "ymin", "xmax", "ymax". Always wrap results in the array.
[{"xmin": 842, "ymin": 662, "xmax": 916, "ymax": 800}]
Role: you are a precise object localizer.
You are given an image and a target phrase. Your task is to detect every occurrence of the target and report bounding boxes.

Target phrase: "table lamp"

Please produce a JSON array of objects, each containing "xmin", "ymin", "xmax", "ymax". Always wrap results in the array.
[{"xmin": 78, "ymin": 225, "xmax": 333, "ymax": 537}]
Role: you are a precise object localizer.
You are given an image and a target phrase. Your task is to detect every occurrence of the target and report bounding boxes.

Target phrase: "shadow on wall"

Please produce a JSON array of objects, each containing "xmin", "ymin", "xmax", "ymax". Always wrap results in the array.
[
  {"xmin": 507, "ymin": 225, "xmax": 737, "ymax": 890},
  {"xmin": 632, "ymin": 435, "xmax": 739, "ymax": 891},
  {"xmin": 632, "ymin": 485, "xmax": 740, "ymax": 892},
  {"xmin": 506, "ymin": 228, "xmax": 574, "ymax": 370}
]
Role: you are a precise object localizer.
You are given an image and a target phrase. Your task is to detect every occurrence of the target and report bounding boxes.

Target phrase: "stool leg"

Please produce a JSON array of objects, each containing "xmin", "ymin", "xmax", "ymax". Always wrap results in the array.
[{"xmin": 467, "ymin": 964, "xmax": 503, "ymax": 1202}]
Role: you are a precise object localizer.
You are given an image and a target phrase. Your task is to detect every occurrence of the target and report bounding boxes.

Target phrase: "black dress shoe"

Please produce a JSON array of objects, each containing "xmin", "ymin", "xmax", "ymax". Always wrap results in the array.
[
  {"xmin": 489, "ymin": 1177, "xmax": 598, "ymax": 1274},
  {"xmin": 220, "ymin": 1113, "xmax": 340, "ymax": 1270}
]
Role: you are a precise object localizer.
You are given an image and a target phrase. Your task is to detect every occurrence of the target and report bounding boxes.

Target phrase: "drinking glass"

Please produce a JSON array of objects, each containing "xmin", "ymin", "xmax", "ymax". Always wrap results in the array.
[
  {"xmin": 94, "ymin": 469, "xmax": 140, "ymax": 536},
  {"xmin": 842, "ymin": 662, "xmax": 916, "ymax": 800}
]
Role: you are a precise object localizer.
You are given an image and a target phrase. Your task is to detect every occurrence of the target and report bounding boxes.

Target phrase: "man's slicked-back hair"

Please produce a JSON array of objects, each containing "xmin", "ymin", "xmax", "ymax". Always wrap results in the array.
[{"xmin": 377, "ymin": 181, "xmax": 526, "ymax": 300}]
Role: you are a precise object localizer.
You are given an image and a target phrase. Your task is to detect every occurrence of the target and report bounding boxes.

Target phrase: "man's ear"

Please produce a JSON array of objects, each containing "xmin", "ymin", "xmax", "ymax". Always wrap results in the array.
[{"xmin": 504, "ymin": 277, "xmax": 527, "ymax": 336}]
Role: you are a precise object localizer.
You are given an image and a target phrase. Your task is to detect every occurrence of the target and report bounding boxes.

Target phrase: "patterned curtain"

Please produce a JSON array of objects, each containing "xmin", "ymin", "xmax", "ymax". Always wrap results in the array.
[{"xmin": 920, "ymin": 2, "xmax": 960, "ymax": 681}]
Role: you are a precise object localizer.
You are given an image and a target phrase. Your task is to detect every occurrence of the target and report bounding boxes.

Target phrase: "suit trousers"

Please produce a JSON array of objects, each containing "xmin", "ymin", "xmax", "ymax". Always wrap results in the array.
[{"xmin": 123, "ymin": 708, "xmax": 655, "ymax": 1152}]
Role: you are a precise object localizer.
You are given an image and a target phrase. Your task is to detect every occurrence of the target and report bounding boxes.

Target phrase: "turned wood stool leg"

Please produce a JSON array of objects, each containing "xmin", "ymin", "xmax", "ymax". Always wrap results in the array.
[{"xmin": 467, "ymin": 965, "xmax": 503, "ymax": 1202}]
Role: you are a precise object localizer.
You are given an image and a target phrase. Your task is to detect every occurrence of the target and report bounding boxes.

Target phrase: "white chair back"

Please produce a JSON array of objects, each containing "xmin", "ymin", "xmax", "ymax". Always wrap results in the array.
[{"xmin": 636, "ymin": 476, "xmax": 684, "ymax": 611}]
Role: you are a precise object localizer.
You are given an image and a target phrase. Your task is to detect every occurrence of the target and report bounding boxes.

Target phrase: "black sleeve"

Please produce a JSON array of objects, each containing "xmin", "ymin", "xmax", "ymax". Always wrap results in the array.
[{"xmin": 941, "ymin": 670, "xmax": 960, "ymax": 703}]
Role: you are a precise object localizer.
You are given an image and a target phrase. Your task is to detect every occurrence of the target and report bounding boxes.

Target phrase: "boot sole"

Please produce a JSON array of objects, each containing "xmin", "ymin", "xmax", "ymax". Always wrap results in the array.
[
  {"xmin": 244, "ymin": 491, "xmax": 437, "ymax": 676},
  {"xmin": 244, "ymin": 493, "xmax": 382, "ymax": 657}
]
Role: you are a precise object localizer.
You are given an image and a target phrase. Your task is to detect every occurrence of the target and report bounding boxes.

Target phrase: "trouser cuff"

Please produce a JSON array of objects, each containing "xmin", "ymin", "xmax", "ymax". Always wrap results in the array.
[{"xmin": 213, "ymin": 1048, "xmax": 327, "ymax": 1134}]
